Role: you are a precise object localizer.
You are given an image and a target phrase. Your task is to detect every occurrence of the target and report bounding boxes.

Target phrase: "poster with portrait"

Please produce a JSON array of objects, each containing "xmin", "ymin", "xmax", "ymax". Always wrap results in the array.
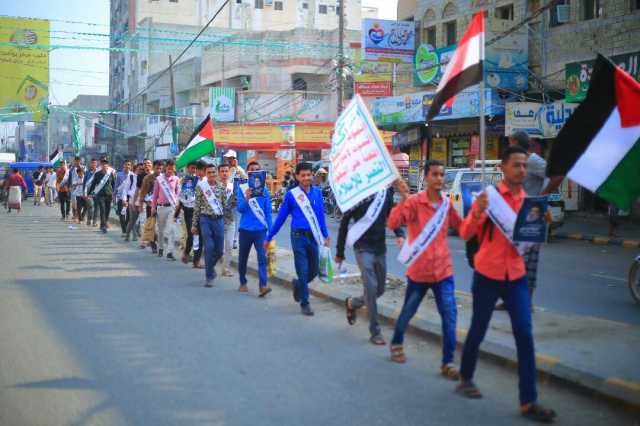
[
  {"xmin": 248, "ymin": 171, "xmax": 266, "ymax": 197},
  {"xmin": 513, "ymin": 196, "xmax": 549, "ymax": 243}
]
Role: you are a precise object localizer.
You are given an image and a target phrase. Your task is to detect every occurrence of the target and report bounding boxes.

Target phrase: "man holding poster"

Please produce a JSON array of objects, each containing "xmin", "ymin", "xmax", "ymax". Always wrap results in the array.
[{"xmin": 265, "ymin": 162, "xmax": 329, "ymax": 317}]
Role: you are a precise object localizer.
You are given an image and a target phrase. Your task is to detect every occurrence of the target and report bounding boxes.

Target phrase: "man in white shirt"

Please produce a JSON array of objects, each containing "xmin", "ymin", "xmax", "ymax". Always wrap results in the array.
[
  {"xmin": 223, "ymin": 150, "xmax": 246, "ymax": 250},
  {"xmin": 45, "ymin": 167, "xmax": 56, "ymax": 206},
  {"xmin": 115, "ymin": 160, "xmax": 136, "ymax": 237}
]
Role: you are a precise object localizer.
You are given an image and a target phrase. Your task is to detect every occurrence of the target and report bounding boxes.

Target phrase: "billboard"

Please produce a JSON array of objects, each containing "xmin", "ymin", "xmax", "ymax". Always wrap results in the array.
[
  {"xmin": 565, "ymin": 51, "xmax": 639, "ymax": 102},
  {"xmin": 209, "ymin": 87, "xmax": 235, "ymax": 122},
  {"xmin": 414, "ymin": 44, "xmax": 456, "ymax": 86},
  {"xmin": 505, "ymin": 101, "xmax": 579, "ymax": 137},
  {"xmin": 362, "ymin": 19, "xmax": 415, "ymax": 64},
  {"xmin": 0, "ymin": 17, "xmax": 49, "ymax": 122}
]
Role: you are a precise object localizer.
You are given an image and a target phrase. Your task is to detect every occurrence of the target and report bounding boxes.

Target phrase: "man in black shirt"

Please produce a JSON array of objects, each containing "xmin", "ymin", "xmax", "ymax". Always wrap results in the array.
[
  {"xmin": 88, "ymin": 158, "xmax": 115, "ymax": 234},
  {"xmin": 32, "ymin": 166, "xmax": 45, "ymax": 206},
  {"xmin": 125, "ymin": 160, "xmax": 149, "ymax": 242},
  {"xmin": 335, "ymin": 186, "xmax": 405, "ymax": 345}
]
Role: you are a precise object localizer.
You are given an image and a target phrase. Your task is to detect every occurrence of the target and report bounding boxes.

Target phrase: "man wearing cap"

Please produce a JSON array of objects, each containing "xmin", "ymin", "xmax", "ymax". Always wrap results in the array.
[{"xmin": 224, "ymin": 150, "xmax": 247, "ymax": 250}]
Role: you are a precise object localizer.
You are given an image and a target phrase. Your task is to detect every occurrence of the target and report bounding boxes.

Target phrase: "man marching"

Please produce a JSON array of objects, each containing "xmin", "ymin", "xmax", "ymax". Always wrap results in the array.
[
  {"xmin": 335, "ymin": 185, "xmax": 404, "ymax": 345},
  {"xmin": 224, "ymin": 150, "xmax": 246, "ymax": 249},
  {"xmin": 138, "ymin": 160, "xmax": 163, "ymax": 253},
  {"xmin": 55, "ymin": 162, "xmax": 71, "ymax": 221},
  {"xmin": 83, "ymin": 158, "xmax": 99, "ymax": 226},
  {"xmin": 173, "ymin": 161, "xmax": 200, "ymax": 264},
  {"xmin": 265, "ymin": 162, "xmax": 329, "ymax": 316},
  {"xmin": 217, "ymin": 163, "xmax": 237, "ymax": 277},
  {"xmin": 152, "ymin": 159, "xmax": 180, "ymax": 260},
  {"xmin": 236, "ymin": 161, "xmax": 273, "ymax": 297},
  {"xmin": 115, "ymin": 160, "xmax": 135, "ymax": 238},
  {"xmin": 386, "ymin": 161, "xmax": 462, "ymax": 380},
  {"xmin": 457, "ymin": 146, "xmax": 556, "ymax": 423},
  {"xmin": 192, "ymin": 163, "xmax": 228, "ymax": 287},
  {"xmin": 32, "ymin": 166, "xmax": 45, "ymax": 206},
  {"xmin": 88, "ymin": 158, "xmax": 116, "ymax": 234}
]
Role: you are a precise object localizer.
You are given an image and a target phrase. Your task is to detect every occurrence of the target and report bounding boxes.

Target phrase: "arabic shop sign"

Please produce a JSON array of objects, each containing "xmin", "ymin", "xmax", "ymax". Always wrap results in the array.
[
  {"xmin": 414, "ymin": 44, "xmax": 456, "ymax": 86},
  {"xmin": 565, "ymin": 51, "xmax": 640, "ymax": 102},
  {"xmin": 209, "ymin": 87, "xmax": 236, "ymax": 122},
  {"xmin": 505, "ymin": 102, "xmax": 578, "ymax": 137},
  {"xmin": 362, "ymin": 19, "xmax": 416, "ymax": 64}
]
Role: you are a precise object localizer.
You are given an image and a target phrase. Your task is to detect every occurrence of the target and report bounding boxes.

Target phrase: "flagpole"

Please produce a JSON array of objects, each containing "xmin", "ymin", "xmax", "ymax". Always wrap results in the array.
[{"xmin": 479, "ymin": 19, "xmax": 486, "ymax": 183}]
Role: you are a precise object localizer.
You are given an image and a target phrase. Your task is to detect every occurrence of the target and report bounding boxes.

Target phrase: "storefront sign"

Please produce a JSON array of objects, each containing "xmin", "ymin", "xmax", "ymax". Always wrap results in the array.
[
  {"xmin": 505, "ymin": 102, "xmax": 578, "ymax": 137},
  {"xmin": 392, "ymin": 127, "xmax": 421, "ymax": 149},
  {"xmin": 371, "ymin": 91, "xmax": 432, "ymax": 125},
  {"xmin": 355, "ymin": 81, "xmax": 393, "ymax": 97},
  {"xmin": 329, "ymin": 96, "xmax": 399, "ymax": 212},
  {"xmin": 414, "ymin": 44, "xmax": 456, "ymax": 86},
  {"xmin": 565, "ymin": 51, "xmax": 640, "ymax": 102},
  {"xmin": 430, "ymin": 138, "xmax": 447, "ymax": 162},
  {"xmin": 209, "ymin": 87, "xmax": 236, "ymax": 122},
  {"xmin": 425, "ymin": 86, "xmax": 504, "ymax": 121},
  {"xmin": 362, "ymin": 19, "xmax": 415, "ymax": 64},
  {"xmin": 353, "ymin": 47, "xmax": 393, "ymax": 83},
  {"xmin": 484, "ymin": 27, "xmax": 529, "ymax": 91}
]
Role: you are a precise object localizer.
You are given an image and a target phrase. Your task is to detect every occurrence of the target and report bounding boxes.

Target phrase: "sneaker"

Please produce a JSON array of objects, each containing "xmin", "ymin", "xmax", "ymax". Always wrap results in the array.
[
  {"xmin": 238, "ymin": 285, "xmax": 249, "ymax": 293},
  {"xmin": 158, "ymin": 249, "xmax": 164, "ymax": 257},
  {"xmin": 233, "ymin": 240, "xmax": 238, "ymax": 249},
  {"xmin": 495, "ymin": 302, "xmax": 507, "ymax": 311},
  {"xmin": 292, "ymin": 279, "xmax": 301, "ymax": 303},
  {"xmin": 167, "ymin": 253, "xmax": 176, "ymax": 261},
  {"xmin": 204, "ymin": 280, "xmax": 213, "ymax": 288},
  {"xmin": 301, "ymin": 305, "xmax": 314, "ymax": 316},
  {"xmin": 222, "ymin": 270, "xmax": 234, "ymax": 277},
  {"xmin": 124, "ymin": 235, "xmax": 130, "ymax": 242},
  {"xmin": 259, "ymin": 286, "xmax": 272, "ymax": 298}
]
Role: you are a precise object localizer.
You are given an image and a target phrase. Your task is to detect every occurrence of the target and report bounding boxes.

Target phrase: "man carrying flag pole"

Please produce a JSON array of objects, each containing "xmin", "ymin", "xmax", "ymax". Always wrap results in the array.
[
  {"xmin": 428, "ymin": 10, "xmax": 557, "ymax": 422},
  {"xmin": 176, "ymin": 115, "xmax": 215, "ymax": 169}
]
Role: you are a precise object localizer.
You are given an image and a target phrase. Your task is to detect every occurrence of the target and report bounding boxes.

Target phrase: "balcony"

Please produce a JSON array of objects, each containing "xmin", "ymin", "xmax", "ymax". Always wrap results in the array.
[{"xmin": 236, "ymin": 91, "xmax": 334, "ymax": 122}]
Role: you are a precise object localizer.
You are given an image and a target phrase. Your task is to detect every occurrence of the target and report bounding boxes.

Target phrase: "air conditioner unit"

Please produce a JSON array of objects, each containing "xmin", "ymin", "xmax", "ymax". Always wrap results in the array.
[{"xmin": 556, "ymin": 5, "xmax": 570, "ymax": 23}]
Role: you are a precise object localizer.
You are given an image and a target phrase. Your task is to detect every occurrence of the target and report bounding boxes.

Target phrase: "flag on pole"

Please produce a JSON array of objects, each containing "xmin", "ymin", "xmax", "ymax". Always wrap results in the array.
[
  {"xmin": 547, "ymin": 54, "xmax": 640, "ymax": 210},
  {"xmin": 71, "ymin": 114, "xmax": 81, "ymax": 155},
  {"xmin": 49, "ymin": 148, "xmax": 63, "ymax": 167},
  {"xmin": 426, "ymin": 10, "xmax": 484, "ymax": 121},
  {"xmin": 175, "ymin": 114, "xmax": 215, "ymax": 169}
]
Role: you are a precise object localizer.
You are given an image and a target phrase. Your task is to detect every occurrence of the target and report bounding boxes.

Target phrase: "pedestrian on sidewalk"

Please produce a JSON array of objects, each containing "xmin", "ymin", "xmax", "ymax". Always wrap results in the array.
[
  {"xmin": 457, "ymin": 146, "xmax": 557, "ymax": 423},
  {"xmin": 152, "ymin": 159, "xmax": 180, "ymax": 261},
  {"xmin": 173, "ymin": 161, "xmax": 199, "ymax": 264},
  {"xmin": 335, "ymin": 184, "xmax": 404, "ymax": 345},
  {"xmin": 385, "ymin": 162, "xmax": 462, "ymax": 378},
  {"xmin": 138, "ymin": 160, "xmax": 163, "ymax": 253},
  {"xmin": 46, "ymin": 167, "xmax": 57, "ymax": 207},
  {"xmin": 237, "ymin": 161, "xmax": 273, "ymax": 297},
  {"xmin": 6, "ymin": 168, "xmax": 28, "ymax": 213},
  {"xmin": 115, "ymin": 160, "xmax": 135, "ymax": 238},
  {"xmin": 265, "ymin": 162, "xmax": 330, "ymax": 317},
  {"xmin": 88, "ymin": 158, "xmax": 116, "ymax": 234},
  {"xmin": 125, "ymin": 160, "xmax": 150, "ymax": 242},
  {"xmin": 32, "ymin": 166, "xmax": 45, "ymax": 206},
  {"xmin": 55, "ymin": 162, "xmax": 71, "ymax": 221},
  {"xmin": 217, "ymin": 163, "xmax": 237, "ymax": 277},
  {"xmin": 192, "ymin": 163, "xmax": 227, "ymax": 287},
  {"xmin": 82, "ymin": 159, "xmax": 99, "ymax": 226}
]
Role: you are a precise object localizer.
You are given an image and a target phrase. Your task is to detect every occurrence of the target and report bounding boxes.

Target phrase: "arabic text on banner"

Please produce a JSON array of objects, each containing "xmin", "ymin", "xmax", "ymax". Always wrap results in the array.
[{"xmin": 329, "ymin": 95, "xmax": 399, "ymax": 212}]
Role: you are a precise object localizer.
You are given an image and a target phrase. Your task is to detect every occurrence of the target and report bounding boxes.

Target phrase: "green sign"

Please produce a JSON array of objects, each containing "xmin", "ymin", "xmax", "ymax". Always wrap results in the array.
[
  {"xmin": 414, "ymin": 44, "xmax": 456, "ymax": 86},
  {"xmin": 565, "ymin": 51, "xmax": 640, "ymax": 102}
]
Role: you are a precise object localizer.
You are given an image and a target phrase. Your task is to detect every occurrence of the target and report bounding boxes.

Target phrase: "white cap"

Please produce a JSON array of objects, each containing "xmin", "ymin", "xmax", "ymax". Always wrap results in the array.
[{"xmin": 223, "ymin": 149, "xmax": 237, "ymax": 158}]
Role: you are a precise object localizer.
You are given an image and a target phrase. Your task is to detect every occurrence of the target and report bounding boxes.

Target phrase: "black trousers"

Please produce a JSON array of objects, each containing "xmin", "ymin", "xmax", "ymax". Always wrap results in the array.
[
  {"xmin": 58, "ymin": 191, "xmax": 70, "ymax": 218},
  {"xmin": 97, "ymin": 196, "xmax": 112, "ymax": 230},
  {"xmin": 78, "ymin": 197, "xmax": 88, "ymax": 221},
  {"xmin": 117, "ymin": 199, "xmax": 129, "ymax": 233},
  {"xmin": 183, "ymin": 206, "xmax": 202, "ymax": 264}
]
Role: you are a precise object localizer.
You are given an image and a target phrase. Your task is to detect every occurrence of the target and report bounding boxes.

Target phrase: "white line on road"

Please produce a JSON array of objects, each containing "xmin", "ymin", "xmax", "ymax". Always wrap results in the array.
[{"xmin": 591, "ymin": 273, "xmax": 627, "ymax": 283}]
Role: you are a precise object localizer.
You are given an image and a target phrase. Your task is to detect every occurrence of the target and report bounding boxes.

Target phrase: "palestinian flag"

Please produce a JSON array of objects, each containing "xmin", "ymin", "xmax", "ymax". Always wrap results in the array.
[
  {"xmin": 547, "ymin": 54, "xmax": 640, "ymax": 210},
  {"xmin": 49, "ymin": 148, "xmax": 63, "ymax": 167},
  {"xmin": 426, "ymin": 10, "xmax": 484, "ymax": 121},
  {"xmin": 175, "ymin": 114, "xmax": 215, "ymax": 169}
]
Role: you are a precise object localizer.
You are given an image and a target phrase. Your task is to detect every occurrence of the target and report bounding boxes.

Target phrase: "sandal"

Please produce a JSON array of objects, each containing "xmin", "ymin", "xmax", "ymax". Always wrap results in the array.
[
  {"xmin": 456, "ymin": 381, "xmax": 483, "ymax": 399},
  {"xmin": 390, "ymin": 345, "xmax": 406, "ymax": 363},
  {"xmin": 259, "ymin": 287, "xmax": 272, "ymax": 298},
  {"xmin": 521, "ymin": 403, "xmax": 557, "ymax": 423},
  {"xmin": 370, "ymin": 335, "xmax": 386, "ymax": 346},
  {"xmin": 441, "ymin": 363, "xmax": 460, "ymax": 380},
  {"xmin": 345, "ymin": 297, "xmax": 357, "ymax": 325}
]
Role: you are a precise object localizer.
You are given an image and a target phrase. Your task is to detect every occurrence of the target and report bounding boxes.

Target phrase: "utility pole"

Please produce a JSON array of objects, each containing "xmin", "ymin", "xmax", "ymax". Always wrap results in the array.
[
  {"xmin": 337, "ymin": 0, "xmax": 345, "ymax": 115},
  {"xmin": 168, "ymin": 55, "xmax": 179, "ymax": 152}
]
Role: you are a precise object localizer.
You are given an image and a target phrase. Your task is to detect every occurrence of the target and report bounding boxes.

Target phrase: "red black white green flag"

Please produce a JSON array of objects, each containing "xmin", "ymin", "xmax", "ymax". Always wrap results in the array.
[
  {"xmin": 426, "ymin": 10, "xmax": 484, "ymax": 121},
  {"xmin": 175, "ymin": 114, "xmax": 215, "ymax": 169},
  {"xmin": 547, "ymin": 54, "xmax": 640, "ymax": 210}
]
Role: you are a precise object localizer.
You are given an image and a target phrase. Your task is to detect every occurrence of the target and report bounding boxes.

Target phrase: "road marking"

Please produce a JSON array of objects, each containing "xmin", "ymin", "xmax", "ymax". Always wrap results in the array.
[{"xmin": 591, "ymin": 273, "xmax": 626, "ymax": 283}]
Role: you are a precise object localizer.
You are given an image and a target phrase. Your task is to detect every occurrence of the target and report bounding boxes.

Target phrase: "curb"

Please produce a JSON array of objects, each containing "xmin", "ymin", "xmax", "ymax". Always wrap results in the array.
[
  {"xmin": 233, "ymin": 257, "xmax": 640, "ymax": 410},
  {"xmin": 551, "ymin": 231, "xmax": 640, "ymax": 249}
]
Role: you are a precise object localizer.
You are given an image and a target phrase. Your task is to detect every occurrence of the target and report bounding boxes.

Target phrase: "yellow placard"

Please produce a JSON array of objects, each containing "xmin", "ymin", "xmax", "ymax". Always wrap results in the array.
[
  {"xmin": 0, "ymin": 17, "xmax": 49, "ymax": 121},
  {"xmin": 430, "ymin": 138, "xmax": 448, "ymax": 163}
]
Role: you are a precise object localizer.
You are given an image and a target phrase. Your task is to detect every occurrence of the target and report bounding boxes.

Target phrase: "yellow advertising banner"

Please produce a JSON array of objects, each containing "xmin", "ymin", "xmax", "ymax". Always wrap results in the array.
[
  {"xmin": 353, "ymin": 48, "xmax": 393, "ymax": 83},
  {"xmin": 430, "ymin": 138, "xmax": 448, "ymax": 163},
  {"xmin": 0, "ymin": 17, "xmax": 49, "ymax": 121}
]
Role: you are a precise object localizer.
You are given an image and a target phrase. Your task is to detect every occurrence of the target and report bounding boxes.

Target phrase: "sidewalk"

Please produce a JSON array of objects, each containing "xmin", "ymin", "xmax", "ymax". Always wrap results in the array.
[
  {"xmin": 553, "ymin": 212, "xmax": 640, "ymax": 249},
  {"xmin": 235, "ymin": 246, "xmax": 640, "ymax": 409}
]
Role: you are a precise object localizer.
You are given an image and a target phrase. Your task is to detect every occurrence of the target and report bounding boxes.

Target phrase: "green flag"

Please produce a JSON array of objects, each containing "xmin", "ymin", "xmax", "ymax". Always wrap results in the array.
[{"xmin": 72, "ymin": 114, "xmax": 81, "ymax": 155}]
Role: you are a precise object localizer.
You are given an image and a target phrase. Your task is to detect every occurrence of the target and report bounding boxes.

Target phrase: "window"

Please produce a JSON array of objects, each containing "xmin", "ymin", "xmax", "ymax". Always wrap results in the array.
[
  {"xmin": 169, "ymin": 0, "xmax": 177, "ymax": 2},
  {"xmin": 444, "ymin": 20, "xmax": 457, "ymax": 46},
  {"xmin": 550, "ymin": 0, "xmax": 570, "ymax": 27},
  {"xmin": 274, "ymin": 1, "xmax": 283, "ymax": 10},
  {"xmin": 583, "ymin": 0, "xmax": 602, "ymax": 19},
  {"xmin": 495, "ymin": 4, "xmax": 514, "ymax": 20},
  {"xmin": 302, "ymin": 2, "xmax": 308, "ymax": 9},
  {"xmin": 336, "ymin": 5, "xmax": 341, "ymax": 15},
  {"xmin": 255, "ymin": 0, "xmax": 263, "ymax": 9},
  {"xmin": 293, "ymin": 77, "xmax": 307, "ymax": 91},
  {"xmin": 425, "ymin": 26, "xmax": 436, "ymax": 47},
  {"xmin": 236, "ymin": 0, "xmax": 242, "ymax": 3},
  {"xmin": 319, "ymin": 4, "xmax": 327, "ymax": 14}
]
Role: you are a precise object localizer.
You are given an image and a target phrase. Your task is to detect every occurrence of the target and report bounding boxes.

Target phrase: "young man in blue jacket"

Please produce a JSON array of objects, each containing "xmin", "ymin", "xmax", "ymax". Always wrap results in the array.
[
  {"xmin": 264, "ymin": 162, "xmax": 330, "ymax": 316},
  {"xmin": 237, "ymin": 161, "xmax": 273, "ymax": 297}
]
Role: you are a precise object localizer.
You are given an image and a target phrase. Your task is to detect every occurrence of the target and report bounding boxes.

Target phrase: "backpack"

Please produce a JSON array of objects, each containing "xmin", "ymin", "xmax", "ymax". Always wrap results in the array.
[{"xmin": 465, "ymin": 219, "xmax": 494, "ymax": 269}]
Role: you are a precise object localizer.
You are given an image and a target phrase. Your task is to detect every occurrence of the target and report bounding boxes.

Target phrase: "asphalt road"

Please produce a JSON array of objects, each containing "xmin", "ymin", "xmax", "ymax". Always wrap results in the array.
[
  {"xmin": 273, "ymin": 215, "xmax": 640, "ymax": 326},
  {"xmin": 0, "ymin": 205, "xmax": 636, "ymax": 426}
]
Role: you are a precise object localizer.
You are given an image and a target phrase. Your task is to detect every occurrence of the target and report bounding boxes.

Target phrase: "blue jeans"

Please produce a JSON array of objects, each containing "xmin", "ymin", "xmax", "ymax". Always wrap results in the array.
[
  {"xmin": 291, "ymin": 231, "xmax": 319, "ymax": 307},
  {"xmin": 391, "ymin": 276, "xmax": 457, "ymax": 365},
  {"xmin": 238, "ymin": 229, "xmax": 267, "ymax": 288},
  {"xmin": 200, "ymin": 215, "xmax": 224, "ymax": 282},
  {"xmin": 460, "ymin": 272, "xmax": 537, "ymax": 405}
]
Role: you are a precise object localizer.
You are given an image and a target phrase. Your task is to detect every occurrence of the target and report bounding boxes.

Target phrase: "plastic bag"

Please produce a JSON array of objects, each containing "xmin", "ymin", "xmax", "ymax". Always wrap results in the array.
[
  {"xmin": 142, "ymin": 216, "xmax": 156, "ymax": 242},
  {"xmin": 318, "ymin": 246, "xmax": 334, "ymax": 284},
  {"xmin": 266, "ymin": 240, "xmax": 277, "ymax": 278}
]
